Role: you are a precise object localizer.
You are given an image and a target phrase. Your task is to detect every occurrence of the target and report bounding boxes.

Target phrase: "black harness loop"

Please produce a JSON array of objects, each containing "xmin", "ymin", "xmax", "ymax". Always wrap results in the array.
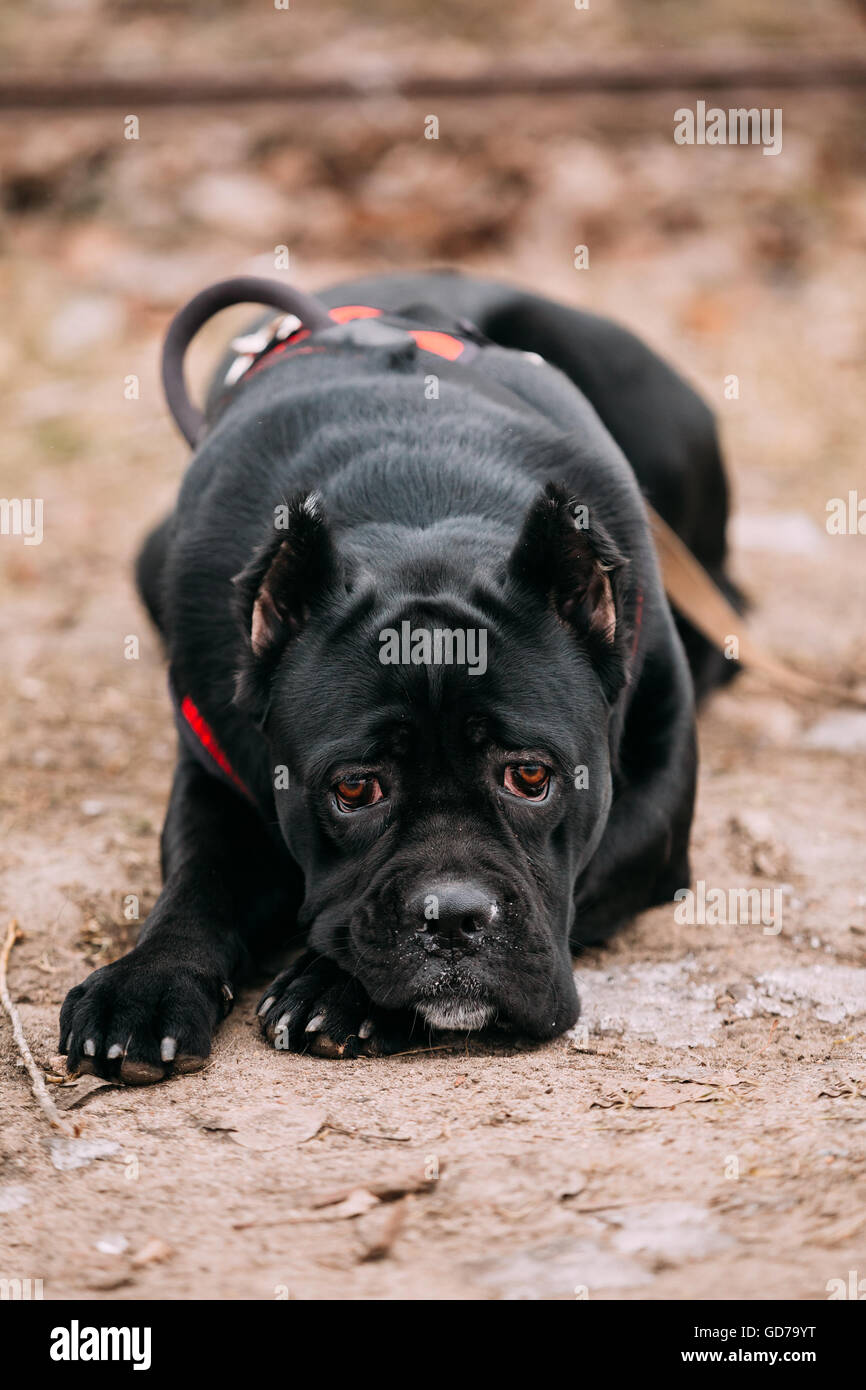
[{"xmin": 161, "ymin": 276, "xmax": 334, "ymax": 446}]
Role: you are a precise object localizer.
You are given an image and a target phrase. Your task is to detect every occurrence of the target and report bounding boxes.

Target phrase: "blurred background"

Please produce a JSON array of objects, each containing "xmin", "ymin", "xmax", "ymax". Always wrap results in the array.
[{"xmin": 0, "ymin": 0, "xmax": 864, "ymax": 1300}]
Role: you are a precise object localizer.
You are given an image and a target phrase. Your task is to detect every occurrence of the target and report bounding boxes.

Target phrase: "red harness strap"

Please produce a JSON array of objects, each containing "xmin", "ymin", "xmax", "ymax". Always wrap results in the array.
[{"xmin": 178, "ymin": 692, "xmax": 253, "ymax": 800}]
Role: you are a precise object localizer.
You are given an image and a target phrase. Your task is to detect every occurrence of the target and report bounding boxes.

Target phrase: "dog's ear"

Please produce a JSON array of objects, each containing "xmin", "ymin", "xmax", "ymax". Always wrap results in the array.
[
  {"xmin": 233, "ymin": 491, "xmax": 339, "ymax": 722},
  {"xmin": 507, "ymin": 481, "xmax": 629, "ymax": 700}
]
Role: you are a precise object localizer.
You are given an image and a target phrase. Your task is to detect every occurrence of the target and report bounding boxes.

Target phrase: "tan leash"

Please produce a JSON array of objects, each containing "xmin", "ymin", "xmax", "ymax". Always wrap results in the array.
[{"xmin": 647, "ymin": 505, "xmax": 866, "ymax": 708}]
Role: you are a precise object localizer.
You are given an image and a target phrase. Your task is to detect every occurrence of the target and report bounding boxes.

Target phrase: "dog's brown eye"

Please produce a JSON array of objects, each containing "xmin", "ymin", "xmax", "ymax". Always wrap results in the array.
[
  {"xmin": 334, "ymin": 776, "xmax": 384, "ymax": 812},
  {"xmin": 503, "ymin": 764, "xmax": 551, "ymax": 800}
]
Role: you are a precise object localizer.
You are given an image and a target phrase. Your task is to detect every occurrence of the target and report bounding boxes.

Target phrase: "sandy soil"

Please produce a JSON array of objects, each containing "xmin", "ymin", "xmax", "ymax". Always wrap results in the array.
[{"xmin": 1, "ymin": 4, "xmax": 865, "ymax": 1301}]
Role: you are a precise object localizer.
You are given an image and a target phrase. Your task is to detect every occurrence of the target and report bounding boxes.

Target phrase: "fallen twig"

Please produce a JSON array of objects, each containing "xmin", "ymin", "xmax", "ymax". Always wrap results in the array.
[
  {"xmin": 0, "ymin": 920, "xmax": 78, "ymax": 1137},
  {"xmin": 317, "ymin": 1123, "xmax": 411, "ymax": 1144},
  {"xmin": 754, "ymin": 1018, "xmax": 780, "ymax": 1057}
]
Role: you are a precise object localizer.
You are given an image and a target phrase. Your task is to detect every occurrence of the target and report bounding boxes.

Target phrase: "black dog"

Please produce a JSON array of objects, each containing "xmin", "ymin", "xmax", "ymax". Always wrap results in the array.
[{"xmin": 60, "ymin": 270, "xmax": 738, "ymax": 1083}]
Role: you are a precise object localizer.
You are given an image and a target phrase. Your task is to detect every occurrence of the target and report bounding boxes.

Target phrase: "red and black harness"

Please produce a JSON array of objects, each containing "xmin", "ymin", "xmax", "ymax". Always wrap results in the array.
[{"xmin": 236, "ymin": 301, "xmax": 479, "ymax": 377}]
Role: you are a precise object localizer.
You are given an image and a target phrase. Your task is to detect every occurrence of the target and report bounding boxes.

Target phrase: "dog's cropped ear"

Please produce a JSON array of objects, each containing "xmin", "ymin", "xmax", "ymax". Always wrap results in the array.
[
  {"xmin": 233, "ymin": 491, "xmax": 339, "ymax": 722},
  {"xmin": 508, "ymin": 481, "xmax": 629, "ymax": 700}
]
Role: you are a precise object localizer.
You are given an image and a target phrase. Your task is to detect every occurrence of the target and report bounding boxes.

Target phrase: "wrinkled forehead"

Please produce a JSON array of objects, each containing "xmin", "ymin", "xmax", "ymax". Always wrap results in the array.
[{"xmin": 274, "ymin": 598, "xmax": 603, "ymax": 779}]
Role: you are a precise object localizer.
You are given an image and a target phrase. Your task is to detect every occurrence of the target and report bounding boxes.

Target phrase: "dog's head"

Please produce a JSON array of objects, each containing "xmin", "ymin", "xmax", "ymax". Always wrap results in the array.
[{"xmin": 233, "ymin": 484, "xmax": 630, "ymax": 1038}]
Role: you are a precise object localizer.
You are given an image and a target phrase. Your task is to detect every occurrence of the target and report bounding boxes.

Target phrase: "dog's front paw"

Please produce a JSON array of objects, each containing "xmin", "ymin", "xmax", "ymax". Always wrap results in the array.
[
  {"xmin": 257, "ymin": 952, "xmax": 416, "ymax": 1058},
  {"xmin": 59, "ymin": 947, "xmax": 231, "ymax": 1085}
]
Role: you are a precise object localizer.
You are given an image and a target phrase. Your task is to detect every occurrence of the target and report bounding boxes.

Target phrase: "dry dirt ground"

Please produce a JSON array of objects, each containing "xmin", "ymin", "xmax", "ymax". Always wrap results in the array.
[{"xmin": 1, "ymin": 4, "xmax": 865, "ymax": 1302}]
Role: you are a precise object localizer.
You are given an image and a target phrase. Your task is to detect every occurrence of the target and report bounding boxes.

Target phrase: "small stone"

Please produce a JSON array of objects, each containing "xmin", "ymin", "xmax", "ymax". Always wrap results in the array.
[
  {"xmin": 0, "ymin": 1184, "xmax": 32, "ymax": 1213},
  {"xmin": 95, "ymin": 1234, "xmax": 129, "ymax": 1255},
  {"xmin": 50, "ymin": 1138, "xmax": 120, "ymax": 1171}
]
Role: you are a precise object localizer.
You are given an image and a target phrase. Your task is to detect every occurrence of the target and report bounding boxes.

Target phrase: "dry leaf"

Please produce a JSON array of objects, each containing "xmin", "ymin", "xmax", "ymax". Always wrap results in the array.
[
  {"xmin": 630, "ymin": 1083, "xmax": 701, "ymax": 1109},
  {"xmin": 357, "ymin": 1195, "xmax": 410, "ymax": 1261},
  {"xmin": 593, "ymin": 1075, "xmax": 758, "ymax": 1112},
  {"xmin": 232, "ymin": 1164, "xmax": 440, "ymax": 1229},
  {"xmin": 239, "ymin": 1188, "xmax": 380, "ymax": 1226},
  {"xmin": 313, "ymin": 1167, "xmax": 439, "ymax": 1207},
  {"xmin": 818, "ymin": 1077, "xmax": 865, "ymax": 1100},
  {"xmin": 201, "ymin": 1101, "xmax": 328, "ymax": 1150},
  {"xmin": 55, "ymin": 1076, "xmax": 118, "ymax": 1110}
]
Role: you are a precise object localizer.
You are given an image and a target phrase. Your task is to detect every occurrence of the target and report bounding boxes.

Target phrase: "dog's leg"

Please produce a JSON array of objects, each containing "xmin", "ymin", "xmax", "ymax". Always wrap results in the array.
[{"xmin": 59, "ymin": 756, "xmax": 299, "ymax": 1083}]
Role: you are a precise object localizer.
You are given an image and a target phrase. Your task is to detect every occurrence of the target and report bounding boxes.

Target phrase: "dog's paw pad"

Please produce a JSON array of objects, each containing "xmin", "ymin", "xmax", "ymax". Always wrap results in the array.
[
  {"xmin": 119, "ymin": 1059, "xmax": 164, "ymax": 1086},
  {"xmin": 173, "ymin": 1053, "xmax": 208, "ymax": 1075},
  {"xmin": 307, "ymin": 1031, "xmax": 361, "ymax": 1060}
]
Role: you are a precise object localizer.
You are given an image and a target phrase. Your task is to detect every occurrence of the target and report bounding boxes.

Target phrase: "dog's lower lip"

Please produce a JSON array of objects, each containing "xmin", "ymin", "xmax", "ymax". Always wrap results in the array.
[{"xmin": 416, "ymin": 993, "xmax": 494, "ymax": 1031}]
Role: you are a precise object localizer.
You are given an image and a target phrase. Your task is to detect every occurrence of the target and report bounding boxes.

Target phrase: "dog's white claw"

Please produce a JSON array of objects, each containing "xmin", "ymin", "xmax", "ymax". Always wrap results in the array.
[
  {"xmin": 305, "ymin": 1013, "xmax": 325, "ymax": 1033},
  {"xmin": 160, "ymin": 1037, "xmax": 177, "ymax": 1063},
  {"xmin": 358, "ymin": 1018, "xmax": 374, "ymax": 1040},
  {"xmin": 83, "ymin": 1038, "xmax": 96, "ymax": 1056},
  {"xmin": 258, "ymin": 996, "xmax": 275, "ymax": 1017},
  {"xmin": 107, "ymin": 1044, "xmax": 123, "ymax": 1060},
  {"xmin": 275, "ymin": 1013, "xmax": 291, "ymax": 1033},
  {"xmin": 65, "ymin": 1033, "xmax": 73, "ymax": 1052}
]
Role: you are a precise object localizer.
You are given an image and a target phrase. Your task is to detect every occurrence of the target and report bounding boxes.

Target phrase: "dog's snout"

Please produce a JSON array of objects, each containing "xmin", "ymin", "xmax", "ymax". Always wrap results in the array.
[{"xmin": 408, "ymin": 880, "xmax": 496, "ymax": 946}]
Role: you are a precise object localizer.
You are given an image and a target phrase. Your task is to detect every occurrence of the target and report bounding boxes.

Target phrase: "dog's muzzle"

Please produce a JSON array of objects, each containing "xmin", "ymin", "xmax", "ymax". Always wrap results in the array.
[{"xmin": 404, "ymin": 878, "xmax": 499, "ymax": 1030}]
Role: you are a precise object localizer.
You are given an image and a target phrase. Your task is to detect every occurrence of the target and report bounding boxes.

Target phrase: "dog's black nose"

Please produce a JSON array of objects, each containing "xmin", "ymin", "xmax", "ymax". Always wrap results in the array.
[{"xmin": 408, "ymin": 880, "xmax": 496, "ymax": 946}]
